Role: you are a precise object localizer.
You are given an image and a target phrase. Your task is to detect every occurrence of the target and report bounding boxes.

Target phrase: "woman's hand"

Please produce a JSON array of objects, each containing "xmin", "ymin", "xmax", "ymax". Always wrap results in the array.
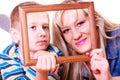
[{"xmin": 87, "ymin": 49, "xmax": 112, "ymax": 80}]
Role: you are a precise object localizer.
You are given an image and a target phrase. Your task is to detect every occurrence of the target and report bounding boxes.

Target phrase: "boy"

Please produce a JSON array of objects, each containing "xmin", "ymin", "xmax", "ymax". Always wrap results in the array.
[{"xmin": 0, "ymin": 1, "xmax": 62, "ymax": 80}]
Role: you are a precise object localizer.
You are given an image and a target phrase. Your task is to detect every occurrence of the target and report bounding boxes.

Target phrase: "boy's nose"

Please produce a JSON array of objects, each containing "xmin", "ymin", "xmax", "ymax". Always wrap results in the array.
[{"xmin": 38, "ymin": 28, "xmax": 46, "ymax": 37}]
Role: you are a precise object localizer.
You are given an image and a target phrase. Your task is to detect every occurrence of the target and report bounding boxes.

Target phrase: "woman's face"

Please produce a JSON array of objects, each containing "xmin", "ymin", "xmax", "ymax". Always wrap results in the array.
[{"xmin": 61, "ymin": 9, "xmax": 91, "ymax": 54}]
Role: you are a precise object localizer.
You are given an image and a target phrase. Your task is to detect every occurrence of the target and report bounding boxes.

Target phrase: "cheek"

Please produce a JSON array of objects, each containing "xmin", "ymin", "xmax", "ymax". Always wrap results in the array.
[
  {"xmin": 46, "ymin": 33, "xmax": 50, "ymax": 39},
  {"xmin": 28, "ymin": 33, "xmax": 35, "ymax": 45},
  {"xmin": 28, "ymin": 38, "xmax": 34, "ymax": 46},
  {"xmin": 82, "ymin": 28, "xmax": 90, "ymax": 35},
  {"xmin": 81, "ymin": 22, "xmax": 90, "ymax": 34},
  {"xmin": 48, "ymin": 33, "xmax": 50, "ymax": 37},
  {"xmin": 64, "ymin": 34, "xmax": 72, "ymax": 44}
]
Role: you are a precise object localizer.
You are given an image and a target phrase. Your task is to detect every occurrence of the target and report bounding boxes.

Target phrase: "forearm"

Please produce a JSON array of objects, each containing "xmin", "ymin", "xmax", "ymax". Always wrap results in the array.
[
  {"xmin": 111, "ymin": 76, "xmax": 120, "ymax": 80},
  {"xmin": 36, "ymin": 71, "xmax": 48, "ymax": 80}
]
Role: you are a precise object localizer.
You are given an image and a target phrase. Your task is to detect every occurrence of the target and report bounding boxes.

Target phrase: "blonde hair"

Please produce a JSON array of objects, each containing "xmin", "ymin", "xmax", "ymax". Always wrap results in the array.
[
  {"xmin": 52, "ymin": 9, "xmax": 93, "ymax": 80},
  {"xmin": 10, "ymin": 1, "xmax": 39, "ymax": 30},
  {"xmin": 52, "ymin": 0, "xmax": 120, "ymax": 80},
  {"xmin": 52, "ymin": 1, "xmax": 93, "ymax": 80}
]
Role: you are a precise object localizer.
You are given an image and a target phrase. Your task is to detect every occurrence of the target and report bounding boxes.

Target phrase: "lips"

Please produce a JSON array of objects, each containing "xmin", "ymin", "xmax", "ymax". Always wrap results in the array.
[
  {"xmin": 75, "ymin": 38, "xmax": 87, "ymax": 46},
  {"xmin": 36, "ymin": 40, "xmax": 47, "ymax": 45}
]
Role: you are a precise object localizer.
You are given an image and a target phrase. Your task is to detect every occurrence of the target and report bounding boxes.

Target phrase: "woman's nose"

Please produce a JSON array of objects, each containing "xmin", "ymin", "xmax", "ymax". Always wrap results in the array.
[{"xmin": 72, "ymin": 29, "xmax": 82, "ymax": 40}]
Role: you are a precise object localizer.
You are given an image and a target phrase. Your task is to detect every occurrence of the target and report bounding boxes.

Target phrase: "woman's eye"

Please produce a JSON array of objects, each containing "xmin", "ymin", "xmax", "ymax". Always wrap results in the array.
[
  {"xmin": 62, "ymin": 29, "xmax": 70, "ymax": 34},
  {"xmin": 77, "ymin": 21, "xmax": 85, "ymax": 27}
]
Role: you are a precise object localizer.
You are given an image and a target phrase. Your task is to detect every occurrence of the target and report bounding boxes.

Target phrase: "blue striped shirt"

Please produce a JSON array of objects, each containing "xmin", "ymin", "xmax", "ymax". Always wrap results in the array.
[{"xmin": 0, "ymin": 42, "xmax": 62, "ymax": 80}]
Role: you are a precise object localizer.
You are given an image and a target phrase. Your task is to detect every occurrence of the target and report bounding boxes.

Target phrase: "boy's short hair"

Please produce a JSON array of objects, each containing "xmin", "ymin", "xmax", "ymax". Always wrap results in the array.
[{"xmin": 10, "ymin": 1, "xmax": 39, "ymax": 29}]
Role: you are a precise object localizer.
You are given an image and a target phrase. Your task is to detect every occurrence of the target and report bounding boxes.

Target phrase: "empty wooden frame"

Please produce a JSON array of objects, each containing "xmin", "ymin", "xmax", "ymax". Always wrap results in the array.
[{"xmin": 19, "ymin": 2, "xmax": 98, "ymax": 66}]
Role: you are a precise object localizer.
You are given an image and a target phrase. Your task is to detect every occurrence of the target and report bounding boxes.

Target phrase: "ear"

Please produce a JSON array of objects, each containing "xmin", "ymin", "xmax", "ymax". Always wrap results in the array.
[{"xmin": 10, "ymin": 28, "xmax": 20, "ymax": 43}]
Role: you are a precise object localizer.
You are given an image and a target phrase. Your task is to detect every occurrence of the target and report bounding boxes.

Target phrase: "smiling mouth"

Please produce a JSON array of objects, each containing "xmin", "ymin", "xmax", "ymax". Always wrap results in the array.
[{"xmin": 75, "ymin": 38, "xmax": 87, "ymax": 46}]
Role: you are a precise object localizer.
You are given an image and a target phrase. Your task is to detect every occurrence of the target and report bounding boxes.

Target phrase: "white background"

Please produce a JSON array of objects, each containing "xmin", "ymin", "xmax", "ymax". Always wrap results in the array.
[
  {"xmin": 0, "ymin": 0, "xmax": 120, "ymax": 23},
  {"xmin": 0, "ymin": 0, "xmax": 120, "ymax": 52}
]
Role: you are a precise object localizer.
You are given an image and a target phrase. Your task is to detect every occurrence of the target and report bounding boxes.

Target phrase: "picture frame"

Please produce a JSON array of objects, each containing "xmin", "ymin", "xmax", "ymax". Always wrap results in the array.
[{"xmin": 19, "ymin": 2, "xmax": 98, "ymax": 66}]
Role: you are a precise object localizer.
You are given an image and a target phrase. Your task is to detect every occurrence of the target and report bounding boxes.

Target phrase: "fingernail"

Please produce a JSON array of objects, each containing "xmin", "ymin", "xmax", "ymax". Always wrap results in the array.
[
  {"xmin": 94, "ymin": 69, "xmax": 101, "ymax": 74},
  {"xmin": 87, "ymin": 53, "xmax": 92, "ymax": 57}
]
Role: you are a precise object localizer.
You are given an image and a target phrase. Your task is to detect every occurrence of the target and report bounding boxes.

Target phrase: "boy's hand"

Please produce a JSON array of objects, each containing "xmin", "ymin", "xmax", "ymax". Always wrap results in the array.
[{"xmin": 34, "ymin": 51, "xmax": 58, "ymax": 73}]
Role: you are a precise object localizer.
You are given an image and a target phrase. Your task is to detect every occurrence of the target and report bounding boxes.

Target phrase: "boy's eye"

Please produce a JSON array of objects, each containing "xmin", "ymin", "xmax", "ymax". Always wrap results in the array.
[
  {"xmin": 42, "ymin": 25, "xmax": 49, "ymax": 30},
  {"xmin": 30, "ymin": 25, "xmax": 36, "ymax": 30}
]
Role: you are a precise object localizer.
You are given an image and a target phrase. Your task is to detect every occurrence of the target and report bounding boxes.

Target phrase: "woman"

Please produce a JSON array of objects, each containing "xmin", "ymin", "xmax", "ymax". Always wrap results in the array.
[{"xmin": 52, "ymin": 0, "xmax": 120, "ymax": 80}]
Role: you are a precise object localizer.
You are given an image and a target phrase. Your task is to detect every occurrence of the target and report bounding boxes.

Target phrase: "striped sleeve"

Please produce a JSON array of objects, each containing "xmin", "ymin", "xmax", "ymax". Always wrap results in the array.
[
  {"xmin": 47, "ymin": 45, "xmax": 62, "ymax": 80},
  {"xmin": 48, "ymin": 45, "xmax": 62, "ymax": 56},
  {"xmin": 0, "ymin": 44, "xmax": 62, "ymax": 80},
  {"xmin": 0, "ymin": 54, "xmax": 36, "ymax": 80}
]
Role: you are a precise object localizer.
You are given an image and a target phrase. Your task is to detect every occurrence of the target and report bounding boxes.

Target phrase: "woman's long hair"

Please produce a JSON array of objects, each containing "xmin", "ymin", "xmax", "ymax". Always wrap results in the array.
[{"xmin": 52, "ymin": 0, "xmax": 120, "ymax": 80}]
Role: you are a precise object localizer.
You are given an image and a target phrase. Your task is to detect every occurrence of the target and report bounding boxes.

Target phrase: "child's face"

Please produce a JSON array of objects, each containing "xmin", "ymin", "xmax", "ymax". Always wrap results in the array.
[{"xmin": 27, "ymin": 12, "xmax": 50, "ymax": 52}]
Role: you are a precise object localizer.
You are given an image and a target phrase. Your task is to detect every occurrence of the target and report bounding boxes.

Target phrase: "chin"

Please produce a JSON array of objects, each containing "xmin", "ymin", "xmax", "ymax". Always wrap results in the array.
[
  {"xmin": 38, "ymin": 48, "xmax": 47, "ymax": 50},
  {"xmin": 31, "ymin": 47, "xmax": 46, "ymax": 51},
  {"xmin": 37, "ymin": 45, "xmax": 48, "ymax": 49},
  {"xmin": 78, "ymin": 47, "xmax": 91, "ymax": 54}
]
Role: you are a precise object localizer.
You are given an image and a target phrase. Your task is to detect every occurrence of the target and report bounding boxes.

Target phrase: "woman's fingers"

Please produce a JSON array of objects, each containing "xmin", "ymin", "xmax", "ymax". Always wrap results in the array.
[
  {"xmin": 86, "ymin": 49, "xmax": 109, "ymax": 75},
  {"xmin": 90, "ymin": 53, "xmax": 109, "ymax": 74},
  {"xmin": 90, "ymin": 49, "xmax": 105, "ymax": 57}
]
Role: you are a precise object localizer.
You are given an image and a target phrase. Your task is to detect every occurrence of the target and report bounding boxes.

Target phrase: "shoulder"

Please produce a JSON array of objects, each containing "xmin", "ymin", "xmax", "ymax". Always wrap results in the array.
[
  {"xmin": 3, "ymin": 42, "xmax": 17, "ymax": 54},
  {"xmin": 48, "ymin": 45, "xmax": 62, "ymax": 56},
  {"xmin": 106, "ymin": 25, "xmax": 120, "ymax": 36},
  {"xmin": 106, "ymin": 26, "xmax": 120, "ymax": 59}
]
